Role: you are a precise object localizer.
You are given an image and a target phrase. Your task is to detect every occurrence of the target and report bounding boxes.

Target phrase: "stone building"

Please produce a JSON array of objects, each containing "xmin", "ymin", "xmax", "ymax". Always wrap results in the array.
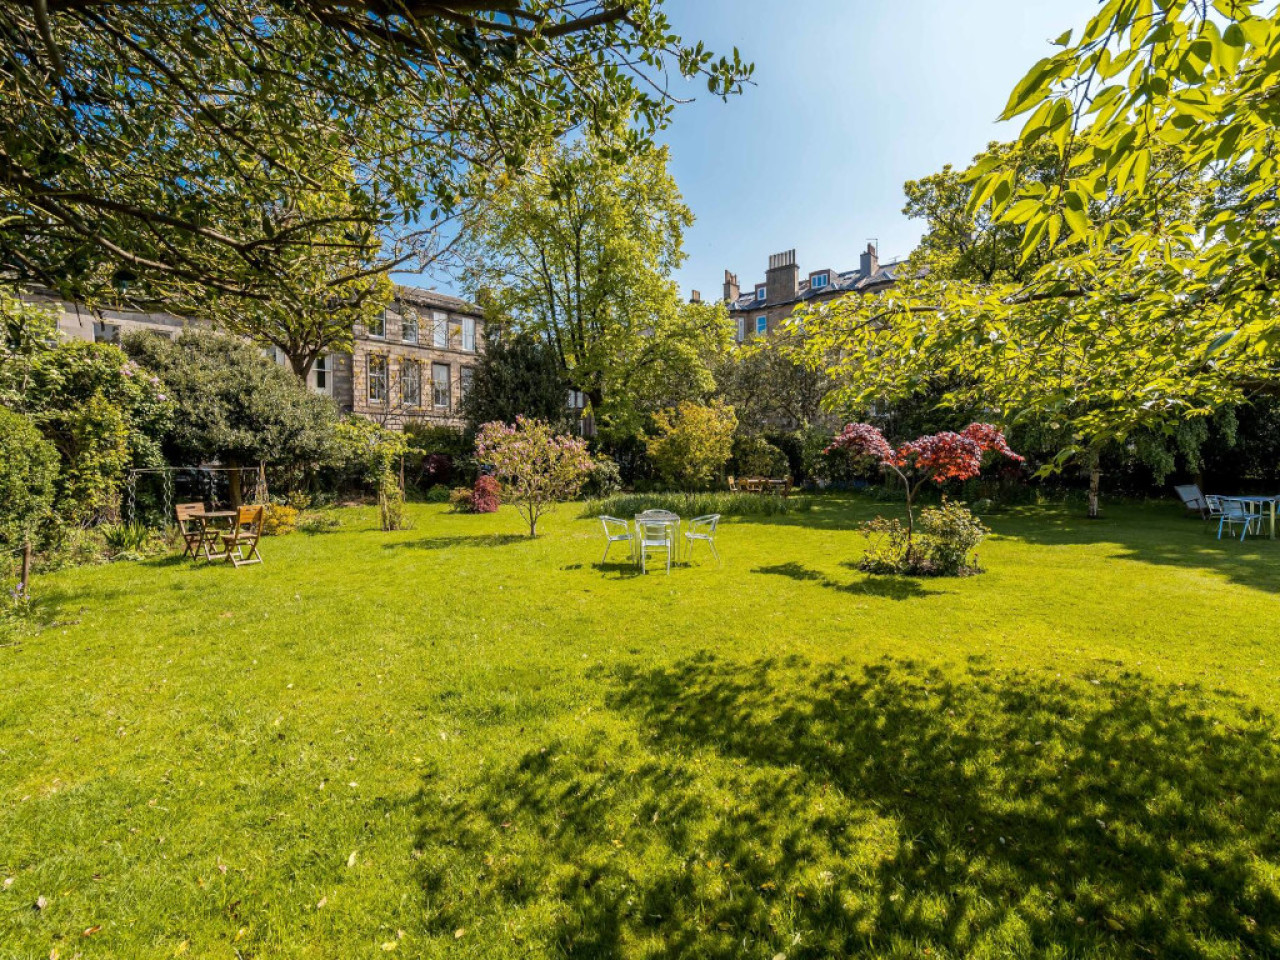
[
  {"xmin": 722, "ymin": 244, "xmax": 904, "ymax": 341},
  {"xmin": 26, "ymin": 284, "xmax": 484, "ymax": 430}
]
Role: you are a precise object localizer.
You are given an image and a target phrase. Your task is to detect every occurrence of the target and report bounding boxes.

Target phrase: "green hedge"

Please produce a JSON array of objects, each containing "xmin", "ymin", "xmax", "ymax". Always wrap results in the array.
[{"xmin": 579, "ymin": 491, "xmax": 812, "ymax": 519}]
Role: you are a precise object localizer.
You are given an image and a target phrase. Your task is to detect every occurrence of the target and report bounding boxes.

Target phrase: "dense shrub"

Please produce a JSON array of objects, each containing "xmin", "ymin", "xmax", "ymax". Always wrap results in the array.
[
  {"xmin": 334, "ymin": 417, "xmax": 411, "ymax": 531},
  {"xmin": 262, "ymin": 504, "xmax": 299, "ymax": 536},
  {"xmin": 448, "ymin": 487, "xmax": 475, "ymax": 512},
  {"xmin": 470, "ymin": 475, "xmax": 501, "ymax": 514},
  {"xmin": 646, "ymin": 400, "xmax": 737, "ymax": 491},
  {"xmin": 582, "ymin": 456, "xmax": 622, "ymax": 498},
  {"xmin": 423, "ymin": 485, "xmax": 451, "ymax": 503},
  {"xmin": 581, "ymin": 491, "xmax": 812, "ymax": 519},
  {"xmin": 731, "ymin": 435, "xmax": 789, "ymax": 479},
  {"xmin": 0, "ymin": 406, "xmax": 58, "ymax": 551},
  {"xmin": 857, "ymin": 500, "xmax": 988, "ymax": 576},
  {"xmin": 100, "ymin": 521, "xmax": 167, "ymax": 559}
]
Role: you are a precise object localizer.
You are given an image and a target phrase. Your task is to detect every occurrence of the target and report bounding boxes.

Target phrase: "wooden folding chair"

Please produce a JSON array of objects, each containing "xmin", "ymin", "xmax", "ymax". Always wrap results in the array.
[
  {"xmin": 221, "ymin": 505, "xmax": 265, "ymax": 567},
  {"xmin": 175, "ymin": 503, "xmax": 218, "ymax": 560}
]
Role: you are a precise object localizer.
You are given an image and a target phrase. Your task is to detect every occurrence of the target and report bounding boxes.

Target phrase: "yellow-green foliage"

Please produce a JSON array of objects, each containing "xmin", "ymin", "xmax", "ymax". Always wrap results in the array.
[
  {"xmin": 262, "ymin": 504, "xmax": 299, "ymax": 536},
  {"xmin": 646, "ymin": 399, "xmax": 738, "ymax": 491}
]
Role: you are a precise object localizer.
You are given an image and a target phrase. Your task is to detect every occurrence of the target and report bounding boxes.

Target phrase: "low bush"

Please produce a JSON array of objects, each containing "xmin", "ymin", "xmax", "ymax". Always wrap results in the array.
[
  {"xmin": 100, "ymin": 521, "xmax": 167, "ymax": 561},
  {"xmin": 857, "ymin": 500, "xmax": 989, "ymax": 576},
  {"xmin": 583, "ymin": 456, "xmax": 622, "ymax": 498},
  {"xmin": 298, "ymin": 512, "xmax": 342, "ymax": 534},
  {"xmin": 423, "ymin": 485, "xmax": 451, "ymax": 504},
  {"xmin": 262, "ymin": 504, "xmax": 299, "ymax": 536},
  {"xmin": 580, "ymin": 491, "xmax": 813, "ymax": 519},
  {"xmin": 448, "ymin": 487, "xmax": 474, "ymax": 512},
  {"xmin": 470, "ymin": 475, "xmax": 501, "ymax": 514}
]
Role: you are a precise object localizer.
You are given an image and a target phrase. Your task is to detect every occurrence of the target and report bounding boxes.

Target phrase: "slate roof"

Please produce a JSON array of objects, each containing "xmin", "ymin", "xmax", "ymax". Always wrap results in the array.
[
  {"xmin": 394, "ymin": 284, "xmax": 482, "ymax": 316},
  {"xmin": 728, "ymin": 259, "xmax": 909, "ymax": 312}
]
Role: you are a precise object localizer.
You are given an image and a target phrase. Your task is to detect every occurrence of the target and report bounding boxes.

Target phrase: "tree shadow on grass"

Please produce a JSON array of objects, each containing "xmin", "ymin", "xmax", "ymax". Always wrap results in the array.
[
  {"xmin": 415, "ymin": 654, "xmax": 1280, "ymax": 958},
  {"xmin": 384, "ymin": 533, "xmax": 526, "ymax": 551},
  {"xmin": 990, "ymin": 504, "xmax": 1280, "ymax": 596},
  {"xmin": 754, "ymin": 562, "xmax": 940, "ymax": 600}
]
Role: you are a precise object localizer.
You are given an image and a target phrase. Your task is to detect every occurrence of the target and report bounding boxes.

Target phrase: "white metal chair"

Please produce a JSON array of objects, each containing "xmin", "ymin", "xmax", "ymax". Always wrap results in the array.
[
  {"xmin": 1204, "ymin": 494, "xmax": 1225, "ymax": 520},
  {"xmin": 598, "ymin": 516, "xmax": 633, "ymax": 564},
  {"xmin": 637, "ymin": 519, "xmax": 674, "ymax": 574},
  {"xmin": 1217, "ymin": 498, "xmax": 1261, "ymax": 541},
  {"xmin": 684, "ymin": 514, "xmax": 721, "ymax": 564}
]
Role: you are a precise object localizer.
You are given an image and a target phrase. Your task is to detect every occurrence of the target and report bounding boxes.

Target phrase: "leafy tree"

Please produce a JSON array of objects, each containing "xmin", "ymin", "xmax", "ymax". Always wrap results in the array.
[
  {"xmin": 334, "ymin": 416, "xmax": 411, "ymax": 531},
  {"xmin": 646, "ymin": 400, "xmax": 737, "ymax": 491},
  {"xmin": 461, "ymin": 330, "xmax": 568, "ymax": 434},
  {"xmin": 123, "ymin": 330, "xmax": 337, "ymax": 476},
  {"xmin": 475, "ymin": 417, "xmax": 594, "ymax": 537},
  {"xmin": 827, "ymin": 423, "xmax": 1022, "ymax": 544},
  {"xmin": 0, "ymin": 406, "xmax": 58, "ymax": 557},
  {"xmin": 731, "ymin": 435, "xmax": 789, "ymax": 480},
  {"xmin": 1, "ymin": 2, "xmax": 750, "ymax": 313},
  {"xmin": 461, "ymin": 135, "xmax": 731, "ymax": 433},
  {"xmin": 715, "ymin": 338, "xmax": 831, "ymax": 435},
  {"xmin": 0, "ymin": 296, "xmax": 170, "ymax": 523}
]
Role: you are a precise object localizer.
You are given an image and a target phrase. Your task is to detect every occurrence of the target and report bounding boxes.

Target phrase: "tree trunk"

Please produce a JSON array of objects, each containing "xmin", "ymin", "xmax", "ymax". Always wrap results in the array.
[
  {"xmin": 1087, "ymin": 451, "xmax": 1102, "ymax": 519},
  {"xmin": 287, "ymin": 349, "xmax": 315, "ymax": 380},
  {"xmin": 19, "ymin": 541, "xmax": 31, "ymax": 599}
]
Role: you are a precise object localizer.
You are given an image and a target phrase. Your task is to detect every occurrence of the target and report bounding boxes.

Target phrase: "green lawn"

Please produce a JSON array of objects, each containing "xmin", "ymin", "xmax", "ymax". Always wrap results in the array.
[{"xmin": 3, "ymin": 497, "xmax": 1280, "ymax": 959}]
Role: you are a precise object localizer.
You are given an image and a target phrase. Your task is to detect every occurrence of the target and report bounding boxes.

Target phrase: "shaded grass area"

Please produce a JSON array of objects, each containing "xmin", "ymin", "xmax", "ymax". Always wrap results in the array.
[{"xmin": 2, "ymin": 497, "xmax": 1279, "ymax": 958}]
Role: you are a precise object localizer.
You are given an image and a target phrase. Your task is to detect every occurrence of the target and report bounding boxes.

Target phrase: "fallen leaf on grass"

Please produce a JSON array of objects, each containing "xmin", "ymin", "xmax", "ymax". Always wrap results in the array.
[
  {"xmin": 316, "ymin": 897, "xmax": 327, "ymax": 909},
  {"xmin": 35, "ymin": 895, "xmax": 48, "ymax": 910},
  {"xmin": 381, "ymin": 943, "xmax": 397, "ymax": 952},
  {"xmin": 83, "ymin": 925, "xmax": 102, "ymax": 936},
  {"xmin": 347, "ymin": 852, "xmax": 357, "ymax": 868},
  {"xmin": 454, "ymin": 928, "xmax": 466, "ymax": 939}
]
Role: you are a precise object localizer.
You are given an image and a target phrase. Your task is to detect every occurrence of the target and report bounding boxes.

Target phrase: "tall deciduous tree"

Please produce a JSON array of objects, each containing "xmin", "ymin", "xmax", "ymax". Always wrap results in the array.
[
  {"xmin": 1, "ymin": 1, "xmax": 750, "ymax": 315},
  {"xmin": 460, "ymin": 135, "xmax": 731, "ymax": 435}
]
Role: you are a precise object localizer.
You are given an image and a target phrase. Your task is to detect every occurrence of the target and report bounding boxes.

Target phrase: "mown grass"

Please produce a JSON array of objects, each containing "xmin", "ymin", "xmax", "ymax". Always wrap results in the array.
[{"xmin": 2, "ymin": 496, "xmax": 1279, "ymax": 959}]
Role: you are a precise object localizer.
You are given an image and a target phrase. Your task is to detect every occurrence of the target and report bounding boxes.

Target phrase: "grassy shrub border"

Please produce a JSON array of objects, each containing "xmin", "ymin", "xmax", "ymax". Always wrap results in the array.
[{"xmin": 579, "ymin": 491, "xmax": 813, "ymax": 519}]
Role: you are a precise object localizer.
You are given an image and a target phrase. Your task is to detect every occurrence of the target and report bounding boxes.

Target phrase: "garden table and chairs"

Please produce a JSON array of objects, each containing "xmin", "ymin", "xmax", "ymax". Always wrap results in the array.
[
  {"xmin": 1215, "ymin": 495, "xmax": 1280, "ymax": 541},
  {"xmin": 174, "ymin": 502, "xmax": 265, "ymax": 566},
  {"xmin": 597, "ymin": 511, "xmax": 721, "ymax": 574}
]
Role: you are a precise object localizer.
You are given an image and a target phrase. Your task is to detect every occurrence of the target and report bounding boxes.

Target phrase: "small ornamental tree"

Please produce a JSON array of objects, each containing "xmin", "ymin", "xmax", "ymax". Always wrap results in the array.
[
  {"xmin": 828, "ymin": 422, "xmax": 1023, "ymax": 544},
  {"xmin": 475, "ymin": 417, "xmax": 594, "ymax": 537},
  {"xmin": 334, "ymin": 417, "xmax": 411, "ymax": 531},
  {"xmin": 646, "ymin": 400, "xmax": 738, "ymax": 491}
]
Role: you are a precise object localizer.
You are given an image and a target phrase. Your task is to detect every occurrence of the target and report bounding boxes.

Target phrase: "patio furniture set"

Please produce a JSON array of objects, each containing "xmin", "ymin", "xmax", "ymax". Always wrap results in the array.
[
  {"xmin": 175, "ymin": 503, "xmax": 265, "ymax": 567},
  {"xmin": 1175, "ymin": 484, "xmax": 1280, "ymax": 541},
  {"xmin": 599, "ymin": 510, "xmax": 721, "ymax": 574},
  {"xmin": 728, "ymin": 476, "xmax": 792, "ymax": 496}
]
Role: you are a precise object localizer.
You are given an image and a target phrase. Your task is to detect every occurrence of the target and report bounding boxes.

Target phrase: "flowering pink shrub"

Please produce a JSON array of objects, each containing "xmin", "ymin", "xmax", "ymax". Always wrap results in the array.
[
  {"xmin": 828, "ymin": 422, "xmax": 1022, "ymax": 556},
  {"xmin": 474, "ymin": 416, "xmax": 595, "ymax": 536},
  {"xmin": 470, "ymin": 475, "xmax": 501, "ymax": 514}
]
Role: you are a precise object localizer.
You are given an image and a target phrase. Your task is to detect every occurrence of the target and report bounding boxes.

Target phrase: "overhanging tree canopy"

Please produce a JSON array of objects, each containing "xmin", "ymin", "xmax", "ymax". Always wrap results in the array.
[{"xmin": 0, "ymin": 1, "xmax": 752, "ymax": 313}]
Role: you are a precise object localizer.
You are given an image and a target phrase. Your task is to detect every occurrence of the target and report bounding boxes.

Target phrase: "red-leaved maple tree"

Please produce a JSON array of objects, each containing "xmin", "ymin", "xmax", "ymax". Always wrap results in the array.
[{"xmin": 827, "ymin": 423, "xmax": 1023, "ymax": 540}]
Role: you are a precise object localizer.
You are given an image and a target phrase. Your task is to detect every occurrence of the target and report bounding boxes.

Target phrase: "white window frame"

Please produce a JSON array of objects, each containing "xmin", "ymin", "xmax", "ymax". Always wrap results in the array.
[
  {"xmin": 736, "ymin": 317, "xmax": 745, "ymax": 341},
  {"xmin": 431, "ymin": 361, "xmax": 451, "ymax": 409},
  {"xmin": 462, "ymin": 316, "xmax": 476, "ymax": 352},
  {"xmin": 459, "ymin": 366, "xmax": 474, "ymax": 402},
  {"xmin": 811, "ymin": 273, "xmax": 829, "ymax": 289},
  {"xmin": 756, "ymin": 316, "xmax": 768, "ymax": 336},
  {"xmin": 432, "ymin": 311, "xmax": 449, "ymax": 349},
  {"xmin": 367, "ymin": 354, "xmax": 388, "ymax": 403},
  {"xmin": 401, "ymin": 310, "xmax": 419, "ymax": 344},
  {"xmin": 401, "ymin": 358, "xmax": 421, "ymax": 407},
  {"xmin": 755, "ymin": 286, "xmax": 766, "ymax": 301},
  {"xmin": 368, "ymin": 309, "xmax": 386, "ymax": 340},
  {"xmin": 313, "ymin": 354, "xmax": 331, "ymax": 395}
]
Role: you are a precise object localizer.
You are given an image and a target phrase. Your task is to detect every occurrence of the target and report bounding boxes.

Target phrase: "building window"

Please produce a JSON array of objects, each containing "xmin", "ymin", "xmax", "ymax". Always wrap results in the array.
[
  {"xmin": 368, "ymin": 310, "xmax": 386, "ymax": 339},
  {"xmin": 460, "ymin": 366, "xmax": 474, "ymax": 402},
  {"xmin": 756, "ymin": 316, "xmax": 768, "ymax": 336},
  {"xmin": 432, "ymin": 362, "xmax": 451, "ymax": 409},
  {"xmin": 567, "ymin": 389, "xmax": 584, "ymax": 410},
  {"xmin": 462, "ymin": 317, "xmax": 476, "ymax": 352},
  {"xmin": 755, "ymin": 287, "xmax": 766, "ymax": 301},
  {"xmin": 433, "ymin": 311, "xmax": 449, "ymax": 349},
  {"xmin": 402, "ymin": 310, "xmax": 419, "ymax": 344},
  {"xmin": 736, "ymin": 317, "xmax": 745, "ymax": 342},
  {"xmin": 812, "ymin": 273, "xmax": 829, "ymax": 289},
  {"xmin": 92, "ymin": 321, "xmax": 120, "ymax": 344},
  {"xmin": 401, "ymin": 358, "xmax": 421, "ymax": 407},
  {"xmin": 314, "ymin": 354, "xmax": 331, "ymax": 394},
  {"xmin": 367, "ymin": 354, "xmax": 388, "ymax": 403}
]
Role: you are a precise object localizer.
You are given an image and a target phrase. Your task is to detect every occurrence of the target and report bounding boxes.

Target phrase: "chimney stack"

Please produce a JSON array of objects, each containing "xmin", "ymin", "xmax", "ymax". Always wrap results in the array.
[
  {"xmin": 690, "ymin": 289, "xmax": 702, "ymax": 304},
  {"xmin": 860, "ymin": 242, "xmax": 879, "ymax": 279},
  {"xmin": 723, "ymin": 270, "xmax": 739, "ymax": 304},
  {"xmin": 765, "ymin": 249, "xmax": 799, "ymax": 304}
]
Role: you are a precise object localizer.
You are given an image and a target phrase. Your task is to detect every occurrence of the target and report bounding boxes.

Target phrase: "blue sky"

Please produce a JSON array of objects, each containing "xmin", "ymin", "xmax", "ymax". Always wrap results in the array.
[{"xmin": 398, "ymin": 0, "xmax": 1101, "ymax": 298}]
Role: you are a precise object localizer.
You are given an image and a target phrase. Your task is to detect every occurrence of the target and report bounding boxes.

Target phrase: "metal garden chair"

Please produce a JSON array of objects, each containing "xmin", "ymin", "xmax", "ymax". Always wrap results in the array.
[
  {"xmin": 684, "ymin": 514, "xmax": 721, "ymax": 564},
  {"xmin": 637, "ymin": 519, "xmax": 674, "ymax": 574},
  {"xmin": 1217, "ymin": 498, "xmax": 1261, "ymax": 541},
  {"xmin": 598, "ymin": 515, "xmax": 633, "ymax": 564}
]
